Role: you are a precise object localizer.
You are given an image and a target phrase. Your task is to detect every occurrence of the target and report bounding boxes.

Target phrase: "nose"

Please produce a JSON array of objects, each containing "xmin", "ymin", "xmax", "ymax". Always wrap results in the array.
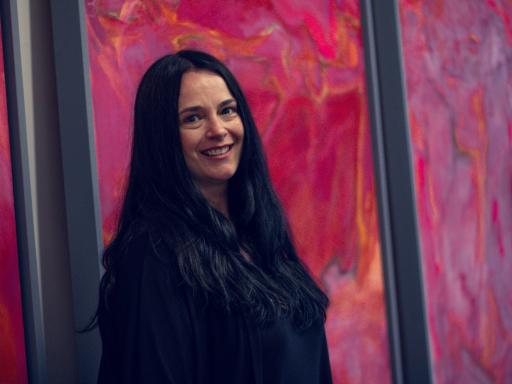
[{"xmin": 205, "ymin": 114, "xmax": 227, "ymax": 139}]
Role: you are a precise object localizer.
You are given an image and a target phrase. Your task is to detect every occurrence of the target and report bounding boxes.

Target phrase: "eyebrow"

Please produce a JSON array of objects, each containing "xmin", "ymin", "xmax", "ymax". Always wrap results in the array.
[{"xmin": 179, "ymin": 98, "xmax": 236, "ymax": 115}]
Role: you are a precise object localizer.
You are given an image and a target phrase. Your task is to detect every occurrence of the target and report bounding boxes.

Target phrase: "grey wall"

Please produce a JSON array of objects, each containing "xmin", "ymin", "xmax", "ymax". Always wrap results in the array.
[{"xmin": 9, "ymin": 0, "xmax": 79, "ymax": 382}]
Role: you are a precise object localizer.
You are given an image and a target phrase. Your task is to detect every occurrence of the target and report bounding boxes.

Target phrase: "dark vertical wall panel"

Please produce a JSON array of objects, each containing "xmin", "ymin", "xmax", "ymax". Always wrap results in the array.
[
  {"xmin": 361, "ymin": 0, "xmax": 432, "ymax": 382},
  {"xmin": 0, "ymin": 1, "xmax": 48, "ymax": 382},
  {"xmin": 50, "ymin": 0, "xmax": 103, "ymax": 382}
]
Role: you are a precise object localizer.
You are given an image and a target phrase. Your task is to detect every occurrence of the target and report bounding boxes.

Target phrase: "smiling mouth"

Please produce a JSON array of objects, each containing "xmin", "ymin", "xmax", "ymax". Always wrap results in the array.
[{"xmin": 201, "ymin": 144, "xmax": 233, "ymax": 157}]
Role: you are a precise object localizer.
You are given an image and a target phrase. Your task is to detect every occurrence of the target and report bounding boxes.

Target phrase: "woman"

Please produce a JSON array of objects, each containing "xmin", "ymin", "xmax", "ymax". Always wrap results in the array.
[{"xmin": 97, "ymin": 50, "xmax": 332, "ymax": 384}]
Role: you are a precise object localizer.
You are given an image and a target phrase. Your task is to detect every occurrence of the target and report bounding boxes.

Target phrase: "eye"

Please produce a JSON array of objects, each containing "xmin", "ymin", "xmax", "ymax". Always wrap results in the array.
[
  {"xmin": 220, "ymin": 105, "xmax": 237, "ymax": 116},
  {"xmin": 182, "ymin": 114, "xmax": 201, "ymax": 124}
]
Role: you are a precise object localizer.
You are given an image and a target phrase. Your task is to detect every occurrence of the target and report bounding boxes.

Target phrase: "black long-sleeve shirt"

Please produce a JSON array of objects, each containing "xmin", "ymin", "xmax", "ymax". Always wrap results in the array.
[{"xmin": 98, "ymin": 233, "xmax": 332, "ymax": 384}]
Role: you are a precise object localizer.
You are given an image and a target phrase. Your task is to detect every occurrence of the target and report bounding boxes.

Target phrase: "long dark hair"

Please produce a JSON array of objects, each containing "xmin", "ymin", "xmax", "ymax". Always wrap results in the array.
[{"xmin": 98, "ymin": 50, "xmax": 328, "ymax": 328}]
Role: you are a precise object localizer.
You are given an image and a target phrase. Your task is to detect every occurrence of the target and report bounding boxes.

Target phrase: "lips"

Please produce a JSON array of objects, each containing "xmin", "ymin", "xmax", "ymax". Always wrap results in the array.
[{"xmin": 200, "ymin": 144, "xmax": 233, "ymax": 157}]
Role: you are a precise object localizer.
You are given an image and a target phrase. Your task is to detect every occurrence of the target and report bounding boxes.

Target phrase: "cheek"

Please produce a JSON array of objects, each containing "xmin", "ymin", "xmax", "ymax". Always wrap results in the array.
[
  {"xmin": 234, "ymin": 122, "xmax": 244, "ymax": 143},
  {"xmin": 179, "ymin": 132, "xmax": 197, "ymax": 157},
  {"xmin": 237, "ymin": 126, "xmax": 245, "ymax": 153}
]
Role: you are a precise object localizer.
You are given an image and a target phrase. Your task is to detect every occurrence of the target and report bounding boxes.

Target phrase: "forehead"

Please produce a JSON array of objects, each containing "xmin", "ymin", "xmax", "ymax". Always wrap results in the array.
[{"xmin": 178, "ymin": 70, "xmax": 233, "ymax": 106}]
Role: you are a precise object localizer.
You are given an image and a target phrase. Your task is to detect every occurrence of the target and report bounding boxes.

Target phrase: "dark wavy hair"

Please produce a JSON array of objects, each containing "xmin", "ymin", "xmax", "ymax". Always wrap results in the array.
[{"xmin": 97, "ymin": 50, "xmax": 328, "ymax": 328}]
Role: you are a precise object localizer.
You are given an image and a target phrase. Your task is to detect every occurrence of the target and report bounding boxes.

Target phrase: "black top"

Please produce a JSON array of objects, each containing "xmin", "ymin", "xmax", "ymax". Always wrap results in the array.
[{"xmin": 98, "ymin": 233, "xmax": 332, "ymax": 384}]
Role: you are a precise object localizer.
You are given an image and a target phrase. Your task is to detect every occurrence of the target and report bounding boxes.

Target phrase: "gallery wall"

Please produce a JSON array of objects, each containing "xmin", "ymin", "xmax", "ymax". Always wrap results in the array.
[{"xmin": 2, "ymin": 0, "xmax": 511, "ymax": 383}]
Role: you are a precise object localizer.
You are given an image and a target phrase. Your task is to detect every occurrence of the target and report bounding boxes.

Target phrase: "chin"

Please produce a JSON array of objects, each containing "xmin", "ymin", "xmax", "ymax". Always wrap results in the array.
[
  {"xmin": 208, "ymin": 166, "xmax": 238, "ymax": 181},
  {"xmin": 210, "ymin": 172, "xmax": 237, "ymax": 183},
  {"xmin": 195, "ymin": 171, "xmax": 237, "ymax": 187}
]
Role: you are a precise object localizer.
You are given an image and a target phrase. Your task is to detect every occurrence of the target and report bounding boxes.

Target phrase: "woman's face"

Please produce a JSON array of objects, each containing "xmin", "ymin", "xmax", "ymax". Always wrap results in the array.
[{"xmin": 178, "ymin": 70, "xmax": 244, "ymax": 191}]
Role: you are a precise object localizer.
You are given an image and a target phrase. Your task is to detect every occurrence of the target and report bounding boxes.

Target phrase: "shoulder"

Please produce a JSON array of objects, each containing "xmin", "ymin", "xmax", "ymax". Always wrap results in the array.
[
  {"xmin": 98, "ymin": 229, "xmax": 208, "ymax": 384},
  {"xmin": 105, "ymin": 228, "xmax": 197, "ymax": 328},
  {"xmin": 114, "ymin": 228, "xmax": 184, "ymax": 293}
]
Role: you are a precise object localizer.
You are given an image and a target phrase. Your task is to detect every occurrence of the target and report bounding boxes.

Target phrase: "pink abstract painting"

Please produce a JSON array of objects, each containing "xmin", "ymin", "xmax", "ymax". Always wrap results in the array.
[
  {"xmin": 85, "ymin": 1, "xmax": 391, "ymax": 382},
  {"xmin": 400, "ymin": 1, "xmax": 512, "ymax": 382},
  {"xmin": 0, "ymin": 20, "xmax": 28, "ymax": 384}
]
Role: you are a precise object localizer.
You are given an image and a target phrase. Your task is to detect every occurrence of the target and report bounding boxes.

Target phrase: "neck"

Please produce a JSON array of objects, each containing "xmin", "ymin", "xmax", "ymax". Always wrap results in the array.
[{"xmin": 198, "ymin": 182, "xmax": 229, "ymax": 218}]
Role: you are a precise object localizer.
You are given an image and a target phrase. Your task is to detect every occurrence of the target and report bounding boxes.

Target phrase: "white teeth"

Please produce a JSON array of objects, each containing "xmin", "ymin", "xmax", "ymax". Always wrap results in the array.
[{"xmin": 203, "ymin": 145, "xmax": 230, "ymax": 156}]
